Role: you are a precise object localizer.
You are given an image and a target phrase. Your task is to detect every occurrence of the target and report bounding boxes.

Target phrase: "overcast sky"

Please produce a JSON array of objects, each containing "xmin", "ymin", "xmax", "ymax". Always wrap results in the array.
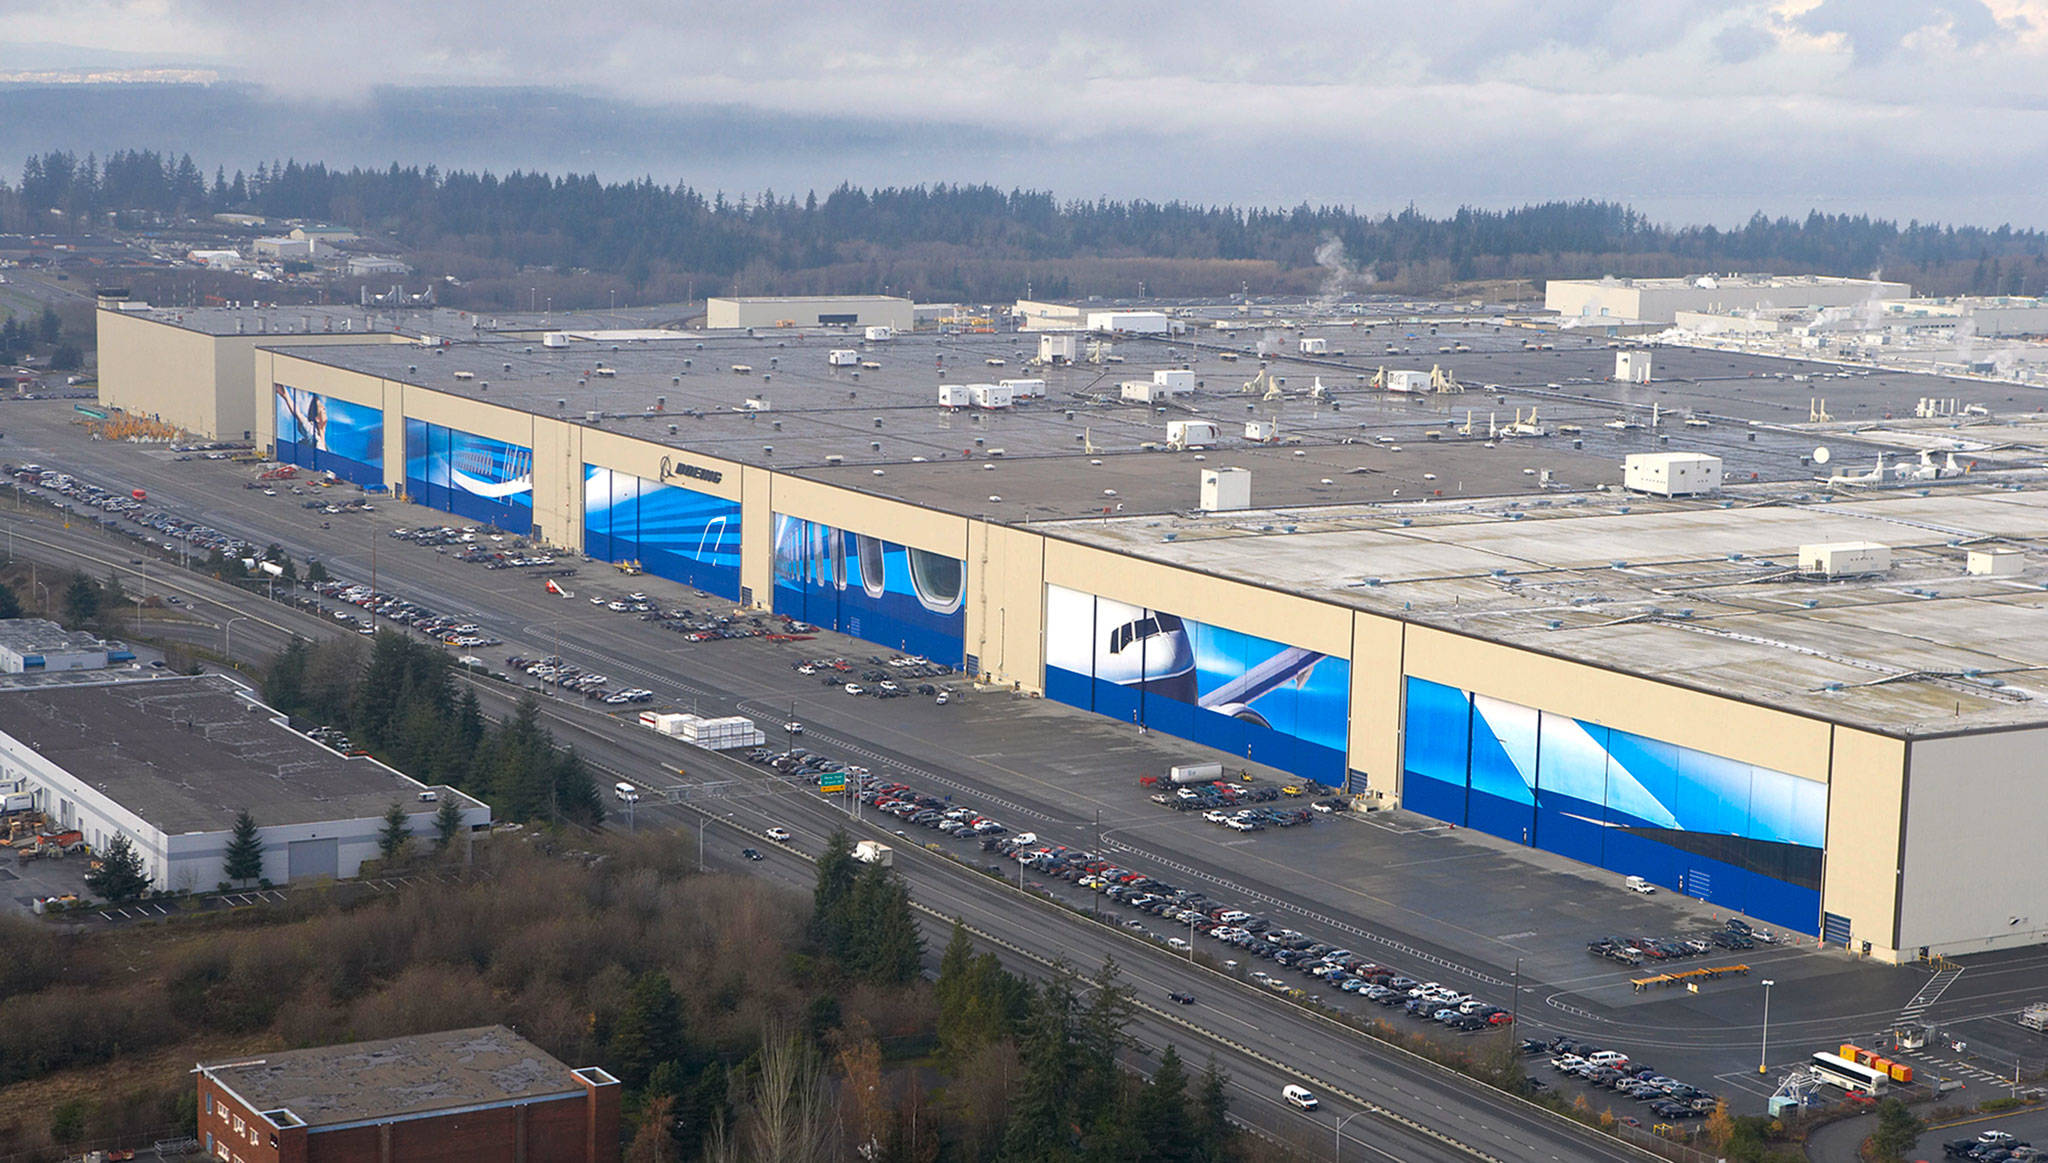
[{"xmin": 3, "ymin": 0, "xmax": 2046, "ymax": 226}]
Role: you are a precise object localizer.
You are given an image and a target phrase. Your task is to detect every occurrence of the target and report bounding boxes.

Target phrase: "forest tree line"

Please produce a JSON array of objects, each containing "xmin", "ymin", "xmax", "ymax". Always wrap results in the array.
[{"xmin": 6, "ymin": 148, "xmax": 2047, "ymax": 301}]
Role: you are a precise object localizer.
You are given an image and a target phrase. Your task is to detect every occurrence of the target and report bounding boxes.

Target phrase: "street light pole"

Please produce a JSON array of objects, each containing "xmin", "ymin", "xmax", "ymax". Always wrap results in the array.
[
  {"xmin": 1512, "ymin": 957, "xmax": 1522, "ymax": 1033},
  {"xmin": 1334, "ymin": 1109, "xmax": 1368, "ymax": 1163},
  {"xmin": 1758, "ymin": 978, "xmax": 1776, "ymax": 1074},
  {"xmin": 225, "ymin": 614, "xmax": 253, "ymax": 659}
]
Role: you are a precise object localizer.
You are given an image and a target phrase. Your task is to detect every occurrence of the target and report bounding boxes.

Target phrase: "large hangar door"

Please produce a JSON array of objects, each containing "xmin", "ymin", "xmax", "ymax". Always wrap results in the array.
[{"xmin": 287, "ymin": 837, "xmax": 339, "ymax": 881}]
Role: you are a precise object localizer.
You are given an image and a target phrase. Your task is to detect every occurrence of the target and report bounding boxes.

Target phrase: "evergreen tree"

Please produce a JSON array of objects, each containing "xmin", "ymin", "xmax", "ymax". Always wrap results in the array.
[
  {"xmin": 1003, "ymin": 969, "xmax": 1079, "ymax": 1163},
  {"xmin": 0, "ymin": 581, "xmax": 21, "ymax": 620},
  {"xmin": 1870, "ymin": 1098, "xmax": 1924, "ymax": 1162},
  {"xmin": 61, "ymin": 570, "xmax": 99, "ymax": 625},
  {"xmin": 610, "ymin": 970, "xmax": 687, "ymax": 1088},
  {"xmin": 1075, "ymin": 956, "xmax": 1136, "ymax": 1127},
  {"xmin": 85, "ymin": 833, "xmax": 150, "ymax": 901},
  {"xmin": 377, "ymin": 801, "xmax": 412, "ymax": 862},
  {"xmin": 433, "ymin": 795, "xmax": 464, "ymax": 851},
  {"xmin": 847, "ymin": 862, "xmax": 922, "ymax": 985},
  {"xmin": 263, "ymin": 636, "xmax": 310, "ymax": 717},
  {"xmin": 222, "ymin": 810, "xmax": 263, "ymax": 885},
  {"xmin": 809, "ymin": 828, "xmax": 859, "ymax": 957},
  {"xmin": 1133, "ymin": 1045, "xmax": 1192, "ymax": 1163},
  {"xmin": 305, "ymin": 558, "xmax": 329, "ymax": 584},
  {"xmin": 1189, "ymin": 1053, "xmax": 1235, "ymax": 1163}
]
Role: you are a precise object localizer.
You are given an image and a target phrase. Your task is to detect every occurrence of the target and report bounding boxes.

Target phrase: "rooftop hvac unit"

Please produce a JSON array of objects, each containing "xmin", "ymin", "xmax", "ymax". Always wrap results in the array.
[
  {"xmin": 1200, "ymin": 467, "xmax": 1251, "ymax": 512},
  {"xmin": 1151, "ymin": 368, "xmax": 1195, "ymax": 394},
  {"xmin": 1623, "ymin": 452, "xmax": 1722, "ymax": 496},
  {"xmin": 542, "ymin": 332, "xmax": 571, "ymax": 348},
  {"xmin": 1121, "ymin": 381, "xmax": 1164, "ymax": 404},
  {"xmin": 1968, "ymin": 548, "xmax": 2023, "ymax": 577},
  {"xmin": 1799, "ymin": 541, "xmax": 1891, "ymax": 578},
  {"xmin": 938, "ymin": 383, "xmax": 970, "ymax": 408},
  {"xmin": 969, "ymin": 383, "xmax": 1014, "ymax": 409},
  {"xmin": 1167, "ymin": 421, "xmax": 1218, "ymax": 449}
]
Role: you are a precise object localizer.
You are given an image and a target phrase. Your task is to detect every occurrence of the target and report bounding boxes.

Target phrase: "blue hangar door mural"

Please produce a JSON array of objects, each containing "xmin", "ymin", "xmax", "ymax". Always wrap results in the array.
[
  {"xmin": 273, "ymin": 384, "xmax": 383, "ymax": 487},
  {"xmin": 583, "ymin": 466, "xmax": 741, "ymax": 600},
  {"xmin": 771, "ymin": 515, "xmax": 966, "ymax": 665},
  {"xmin": 1043, "ymin": 584, "xmax": 1352, "ymax": 784},
  {"xmin": 1401, "ymin": 677, "xmax": 1827, "ymax": 934},
  {"xmin": 403, "ymin": 420, "xmax": 534, "ymax": 535}
]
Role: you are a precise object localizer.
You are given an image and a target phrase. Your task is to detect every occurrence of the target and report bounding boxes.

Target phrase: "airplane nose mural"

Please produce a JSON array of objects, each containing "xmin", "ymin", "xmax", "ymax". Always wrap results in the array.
[
  {"xmin": 1043, "ymin": 584, "xmax": 1350, "ymax": 783},
  {"xmin": 770, "ymin": 515, "xmax": 966, "ymax": 665}
]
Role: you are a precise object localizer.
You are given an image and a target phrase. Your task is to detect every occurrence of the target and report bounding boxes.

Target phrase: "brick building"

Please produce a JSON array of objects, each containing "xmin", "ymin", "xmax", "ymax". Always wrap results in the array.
[{"xmin": 195, "ymin": 1026, "xmax": 619, "ymax": 1163}]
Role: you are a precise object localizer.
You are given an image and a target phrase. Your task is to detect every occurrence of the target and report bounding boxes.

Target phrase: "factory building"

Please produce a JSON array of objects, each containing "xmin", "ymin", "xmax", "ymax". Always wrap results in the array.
[
  {"xmin": 704, "ymin": 295, "xmax": 914, "ymax": 331},
  {"xmin": 1546, "ymin": 273, "xmax": 1911, "ymax": 324},
  {"xmin": 0, "ymin": 672, "xmax": 489, "ymax": 892},
  {"xmin": 95, "ymin": 300, "xmax": 2048, "ymax": 962},
  {"xmin": 0, "ymin": 618, "xmax": 118, "ymax": 673},
  {"xmin": 196, "ymin": 1026, "xmax": 618, "ymax": 1163}
]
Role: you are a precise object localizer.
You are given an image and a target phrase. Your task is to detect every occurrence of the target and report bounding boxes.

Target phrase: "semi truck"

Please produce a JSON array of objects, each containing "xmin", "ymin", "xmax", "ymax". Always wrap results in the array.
[
  {"xmin": 853, "ymin": 840, "xmax": 894, "ymax": 866},
  {"xmin": 1169, "ymin": 763, "xmax": 1226, "ymax": 784}
]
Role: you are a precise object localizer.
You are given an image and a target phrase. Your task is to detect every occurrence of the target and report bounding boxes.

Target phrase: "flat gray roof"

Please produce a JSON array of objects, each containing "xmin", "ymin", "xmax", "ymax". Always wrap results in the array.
[
  {"xmin": 0, "ymin": 674, "xmax": 477, "ymax": 833},
  {"xmin": 0, "ymin": 618, "xmax": 107, "ymax": 657},
  {"xmin": 109, "ymin": 302, "xmax": 696, "ymax": 339},
  {"xmin": 271, "ymin": 322, "xmax": 2035, "ymax": 518},
  {"xmin": 1040, "ymin": 474, "xmax": 2048, "ymax": 735},
  {"xmin": 202, "ymin": 1025, "xmax": 583, "ymax": 1127}
]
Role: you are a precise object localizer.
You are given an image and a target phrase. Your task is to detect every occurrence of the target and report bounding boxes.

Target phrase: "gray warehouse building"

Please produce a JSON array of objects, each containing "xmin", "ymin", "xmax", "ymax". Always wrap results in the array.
[{"xmin": 0, "ymin": 673, "xmax": 489, "ymax": 892}]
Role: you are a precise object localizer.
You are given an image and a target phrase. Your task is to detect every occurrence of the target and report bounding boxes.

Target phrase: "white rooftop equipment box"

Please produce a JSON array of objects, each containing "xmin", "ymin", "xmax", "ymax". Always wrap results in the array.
[
  {"xmin": 1200, "ymin": 467, "xmax": 1251, "ymax": 511},
  {"xmin": 1384, "ymin": 369, "xmax": 1431, "ymax": 393},
  {"xmin": 1152, "ymin": 368, "xmax": 1195, "ymax": 394},
  {"xmin": 1800, "ymin": 541, "xmax": 1892, "ymax": 578},
  {"xmin": 828, "ymin": 349, "xmax": 860, "ymax": 366},
  {"xmin": 1623, "ymin": 452, "xmax": 1722, "ymax": 496},
  {"xmin": 1121, "ymin": 381, "xmax": 1164, "ymax": 404},
  {"xmin": 1968, "ymin": 548, "xmax": 2024, "ymax": 577},
  {"xmin": 968, "ymin": 383, "xmax": 1014, "ymax": 409}
]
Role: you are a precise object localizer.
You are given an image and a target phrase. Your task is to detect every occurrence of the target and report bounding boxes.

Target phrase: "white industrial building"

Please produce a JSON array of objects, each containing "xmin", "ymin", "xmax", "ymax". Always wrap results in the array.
[
  {"xmin": 0, "ymin": 619, "xmax": 116, "ymax": 673},
  {"xmin": 1877, "ymin": 296, "xmax": 2048, "ymax": 337},
  {"xmin": 253, "ymin": 236, "xmax": 318, "ymax": 260},
  {"xmin": 705, "ymin": 295, "xmax": 914, "ymax": 332},
  {"xmin": 346, "ymin": 255, "xmax": 414, "ymax": 277},
  {"xmin": 0, "ymin": 674, "xmax": 488, "ymax": 892},
  {"xmin": 1547, "ymin": 274, "xmax": 1910, "ymax": 324}
]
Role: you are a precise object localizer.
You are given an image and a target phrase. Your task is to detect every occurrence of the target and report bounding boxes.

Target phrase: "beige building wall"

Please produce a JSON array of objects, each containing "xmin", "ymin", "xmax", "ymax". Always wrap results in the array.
[
  {"xmin": 968, "ymin": 522, "xmax": 1047, "ymax": 686},
  {"xmin": 1821, "ymin": 727, "xmax": 1907, "ymax": 962},
  {"xmin": 1348, "ymin": 614, "xmax": 1406, "ymax": 800},
  {"xmin": 97, "ymin": 309, "xmax": 224, "ymax": 436},
  {"xmin": 740, "ymin": 466, "xmax": 778, "ymax": 608},
  {"xmin": 1898, "ymin": 727, "xmax": 2048, "ymax": 958},
  {"xmin": 705, "ymin": 297, "xmax": 914, "ymax": 331}
]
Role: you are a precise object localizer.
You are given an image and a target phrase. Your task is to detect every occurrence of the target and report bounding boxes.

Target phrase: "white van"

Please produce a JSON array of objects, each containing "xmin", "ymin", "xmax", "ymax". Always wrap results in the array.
[
  {"xmin": 1588, "ymin": 1050, "xmax": 1630, "ymax": 1068},
  {"xmin": 614, "ymin": 781, "xmax": 641, "ymax": 803},
  {"xmin": 1282, "ymin": 1085, "xmax": 1319, "ymax": 1111}
]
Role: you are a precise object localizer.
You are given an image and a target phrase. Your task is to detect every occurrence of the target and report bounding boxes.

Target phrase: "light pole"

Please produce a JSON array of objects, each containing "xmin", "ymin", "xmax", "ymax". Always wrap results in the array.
[
  {"xmin": 1512, "ymin": 957, "xmax": 1522, "ymax": 1033},
  {"xmin": 225, "ymin": 614, "xmax": 253, "ymax": 659},
  {"xmin": 698, "ymin": 816, "xmax": 708, "ymax": 873},
  {"xmin": 1758, "ymin": 978, "xmax": 1776, "ymax": 1074},
  {"xmin": 1334, "ymin": 1109, "xmax": 1369, "ymax": 1162}
]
